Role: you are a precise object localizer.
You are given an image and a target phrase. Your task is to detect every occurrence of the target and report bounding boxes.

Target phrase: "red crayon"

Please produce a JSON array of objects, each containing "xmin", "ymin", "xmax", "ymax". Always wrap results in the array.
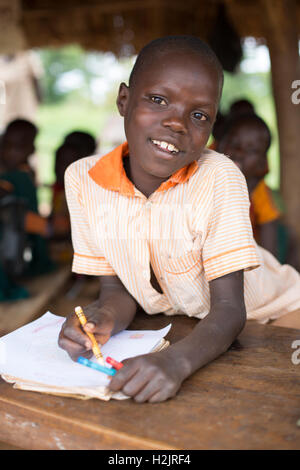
[{"xmin": 106, "ymin": 356, "xmax": 124, "ymax": 370}]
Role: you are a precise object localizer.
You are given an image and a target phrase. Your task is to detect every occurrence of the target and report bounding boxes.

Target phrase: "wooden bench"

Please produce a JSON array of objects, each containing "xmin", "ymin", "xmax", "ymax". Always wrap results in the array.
[{"xmin": 0, "ymin": 264, "xmax": 71, "ymax": 336}]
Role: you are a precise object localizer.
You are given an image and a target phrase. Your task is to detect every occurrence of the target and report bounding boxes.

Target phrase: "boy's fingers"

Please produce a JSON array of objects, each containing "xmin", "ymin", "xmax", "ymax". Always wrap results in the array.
[
  {"xmin": 121, "ymin": 371, "xmax": 150, "ymax": 397},
  {"xmin": 61, "ymin": 320, "xmax": 91, "ymax": 349},
  {"xmin": 84, "ymin": 322, "xmax": 96, "ymax": 331},
  {"xmin": 108, "ymin": 361, "xmax": 140, "ymax": 392},
  {"xmin": 148, "ymin": 390, "xmax": 170, "ymax": 403},
  {"xmin": 57, "ymin": 335, "xmax": 92, "ymax": 362},
  {"xmin": 133, "ymin": 383, "xmax": 162, "ymax": 403},
  {"xmin": 84, "ymin": 316, "xmax": 114, "ymax": 337}
]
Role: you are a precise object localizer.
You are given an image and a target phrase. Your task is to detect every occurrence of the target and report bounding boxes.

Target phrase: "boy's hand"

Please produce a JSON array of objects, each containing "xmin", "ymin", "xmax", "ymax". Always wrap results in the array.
[
  {"xmin": 108, "ymin": 349, "xmax": 185, "ymax": 403},
  {"xmin": 58, "ymin": 301, "xmax": 115, "ymax": 362}
]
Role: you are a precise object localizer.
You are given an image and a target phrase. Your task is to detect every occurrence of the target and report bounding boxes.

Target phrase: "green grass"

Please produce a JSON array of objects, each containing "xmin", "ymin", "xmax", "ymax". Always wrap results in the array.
[{"xmin": 35, "ymin": 98, "xmax": 112, "ymax": 185}]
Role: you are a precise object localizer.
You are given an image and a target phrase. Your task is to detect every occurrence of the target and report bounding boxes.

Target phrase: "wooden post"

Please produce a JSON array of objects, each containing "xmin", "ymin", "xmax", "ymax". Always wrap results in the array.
[{"xmin": 260, "ymin": 0, "xmax": 300, "ymax": 244}]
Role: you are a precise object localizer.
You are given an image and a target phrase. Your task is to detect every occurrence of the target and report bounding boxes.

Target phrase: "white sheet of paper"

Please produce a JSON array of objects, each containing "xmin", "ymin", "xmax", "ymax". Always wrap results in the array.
[{"xmin": 0, "ymin": 312, "xmax": 171, "ymax": 389}]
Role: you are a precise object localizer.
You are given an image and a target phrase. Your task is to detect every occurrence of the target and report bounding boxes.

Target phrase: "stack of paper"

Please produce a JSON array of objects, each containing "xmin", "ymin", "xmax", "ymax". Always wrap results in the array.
[{"xmin": 0, "ymin": 312, "xmax": 171, "ymax": 401}]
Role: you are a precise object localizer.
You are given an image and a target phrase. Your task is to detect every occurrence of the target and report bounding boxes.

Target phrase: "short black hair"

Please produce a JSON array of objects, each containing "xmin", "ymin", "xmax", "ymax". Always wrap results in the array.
[
  {"xmin": 64, "ymin": 131, "xmax": 96, "ymax": 157},
  {"xmin": 129, "ymin": 35, "xmax": 224, "ymax": 94},
  {"xmin": 221, "ymin": 113, "xmax": 272, "ymax": 151},
  {"xmin": 229, "ymin": 99, "xmax": 255, "ymax": 116},
  {"xmin": 5, "ymin": 118, "xmax": 37, "ymax": 138}
]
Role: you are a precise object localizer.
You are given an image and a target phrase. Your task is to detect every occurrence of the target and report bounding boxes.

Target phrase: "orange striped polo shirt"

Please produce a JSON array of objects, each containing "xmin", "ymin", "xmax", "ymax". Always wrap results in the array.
[{"xmin": 65, "ymin": 142, "xmax": 266, "ymax": 319}]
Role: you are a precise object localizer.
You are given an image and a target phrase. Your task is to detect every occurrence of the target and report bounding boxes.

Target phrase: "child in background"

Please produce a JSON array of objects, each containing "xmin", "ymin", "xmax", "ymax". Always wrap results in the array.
[
  {"xmin": 51, "ymin": 132, "xmax": 97, "ymax": 264},
  {"xmin": 217, "ymin": 113, "xmax": 299, "ymax": 268},
  {"xmin": 209, "ymin": 99, "xmax": 254, "ymax": 152},
  {"xmin": 0, "ymin": 119, "xmax": 55, "ymax": 277},
  {"xmin": 58, "ymin": 36, "xmax": 300, "ymax": 403},
  {"xmin": 52, "ymin": 142, "xmax": 78, "ymax": 242},
  {"xmin": 52, "ymin": 131, "xmax": 97, "ymax": 225}
]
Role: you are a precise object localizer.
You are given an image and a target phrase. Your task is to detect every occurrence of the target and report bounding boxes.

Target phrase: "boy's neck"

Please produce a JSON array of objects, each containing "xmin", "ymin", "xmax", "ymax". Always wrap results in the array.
[{"xmin": 123, "ymin": 155, "xmax": 168, "ymax": 198}]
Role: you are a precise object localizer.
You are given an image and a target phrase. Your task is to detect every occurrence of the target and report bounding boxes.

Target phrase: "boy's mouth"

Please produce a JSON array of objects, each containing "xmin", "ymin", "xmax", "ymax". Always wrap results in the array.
[{"xmin": 150, "ymin": 139, "xmax": 180, "ymax": 155}]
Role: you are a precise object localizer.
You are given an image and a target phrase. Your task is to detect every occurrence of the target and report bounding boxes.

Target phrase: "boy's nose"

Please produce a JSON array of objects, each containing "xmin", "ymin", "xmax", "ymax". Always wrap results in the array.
[{"xmin": 161, "ymin": 114, "xmax": 187, "ymax": 134}]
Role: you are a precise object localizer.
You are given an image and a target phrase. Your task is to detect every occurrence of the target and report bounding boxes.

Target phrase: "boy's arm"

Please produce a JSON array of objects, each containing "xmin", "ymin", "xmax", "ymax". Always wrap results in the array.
[
  {"xmin": 58, "ymin": 275, "xmax": 138, "ymax": 361},
  {"xmin": 166, "ymin": 269, "xmax": 246, "ymax": 376},
  {"xmin": 108, "ymin": 269, "xmax": 246, "ymax": 402}
]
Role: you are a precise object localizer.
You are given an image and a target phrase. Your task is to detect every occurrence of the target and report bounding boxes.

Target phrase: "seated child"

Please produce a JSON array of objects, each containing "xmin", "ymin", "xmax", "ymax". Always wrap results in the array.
[
  {"xmin": 0, "ymin": 179, "xmax": 30, "ymax": 300},
  {"xmin": 0, "ymin": 119, "xmax": 55, "ymax": 276},
  {"xmin": 52, "ymin": 142, "xmax": 78, "ymax": 241},
  {"xmin": 58, "ymin": 36, "xmax": 300, "ymax": 403},
  {"xmin": 217, "ymin": 113, "xmax": 299, "ymax": 268},
  {"xmin": 51, "ymin": 132, "xmax": 97, "ymax": 261}
]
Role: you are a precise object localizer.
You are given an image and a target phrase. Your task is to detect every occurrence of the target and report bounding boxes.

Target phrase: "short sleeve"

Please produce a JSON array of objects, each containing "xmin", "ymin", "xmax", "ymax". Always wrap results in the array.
[
  {"xmin": 64, "ymin": 164, "xmax": 115, "ymax": 276},
  {"xmin": 202, "ymin": 162, "xmax": 260, "ymax": 281}
]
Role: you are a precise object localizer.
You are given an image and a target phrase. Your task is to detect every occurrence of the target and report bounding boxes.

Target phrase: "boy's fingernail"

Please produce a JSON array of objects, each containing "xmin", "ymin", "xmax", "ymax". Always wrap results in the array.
[{"xmin": 85, "ymin": 322, "xmax": 95, "ymax": 330}]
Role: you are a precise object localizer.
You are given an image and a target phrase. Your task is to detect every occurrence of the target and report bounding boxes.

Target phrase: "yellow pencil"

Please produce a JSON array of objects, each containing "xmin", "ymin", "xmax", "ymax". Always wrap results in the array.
[{"xmin": 74, "ymin": 306, "xmax": 105, "ymax": 366}]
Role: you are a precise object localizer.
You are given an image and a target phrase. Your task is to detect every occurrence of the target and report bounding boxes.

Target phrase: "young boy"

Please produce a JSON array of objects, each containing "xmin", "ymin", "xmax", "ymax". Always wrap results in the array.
[{"xmin": 58, "ymin": 36, "xmax": 300, "ymax": 403}]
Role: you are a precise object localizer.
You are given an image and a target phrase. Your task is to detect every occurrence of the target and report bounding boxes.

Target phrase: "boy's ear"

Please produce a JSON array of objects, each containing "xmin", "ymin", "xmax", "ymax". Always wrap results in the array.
[{"xmin": 116, "ymin": 83, "xmax": 130, "ymax": 117}]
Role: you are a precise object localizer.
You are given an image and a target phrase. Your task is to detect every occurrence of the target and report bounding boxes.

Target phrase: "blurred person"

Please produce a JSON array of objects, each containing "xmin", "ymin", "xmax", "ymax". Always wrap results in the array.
[
  {"xmin": 218, "ymin": 113, "xmax": 299, "ymax": 269},
  {"xmin": 0, "ymin": 178, "xmax": 30, "ymax": 300},
  {"xmin": 0, "ymin": 119, "xmax": 58, "ymax": 281},
  {"xmin": 51, "ymin": 131, "xmax": 96, "ymax": 268},
  {"xmin": 52, "ymin": 142, "xmax": 78, "ymax": 242},
  {"xmin": 52, "ymin": 131, "xmax": 97, "ymax": 238}
]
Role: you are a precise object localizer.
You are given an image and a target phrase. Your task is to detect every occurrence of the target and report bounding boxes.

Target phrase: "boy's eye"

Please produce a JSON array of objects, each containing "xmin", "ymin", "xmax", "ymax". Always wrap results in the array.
[
  {"xmin": 193, "ymin": 112, "xmax": 207, "ymax": 121},
  {"xmin": 150, "ymin": 96, "xmax": 167, "ymax": 105}
]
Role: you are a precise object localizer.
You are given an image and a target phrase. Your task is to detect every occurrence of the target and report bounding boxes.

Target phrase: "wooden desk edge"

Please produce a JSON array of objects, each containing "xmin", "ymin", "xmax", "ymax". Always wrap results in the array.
[{"xmin": 0, "ymin": 389, "xmax": 179, "ymax": 450}]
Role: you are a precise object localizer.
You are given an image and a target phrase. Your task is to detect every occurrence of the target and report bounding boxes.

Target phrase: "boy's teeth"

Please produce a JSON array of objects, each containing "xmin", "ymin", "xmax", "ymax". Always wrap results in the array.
[{"xmin": 152, "ymin": 140, "xmax": 179, "ymax": 153}]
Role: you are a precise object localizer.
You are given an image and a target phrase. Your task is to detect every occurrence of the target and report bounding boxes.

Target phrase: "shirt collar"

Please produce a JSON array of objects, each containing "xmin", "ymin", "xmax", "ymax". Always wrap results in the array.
[{"xmin": 88, "ymin": 141, "xmax": 199, "ymax": 196}]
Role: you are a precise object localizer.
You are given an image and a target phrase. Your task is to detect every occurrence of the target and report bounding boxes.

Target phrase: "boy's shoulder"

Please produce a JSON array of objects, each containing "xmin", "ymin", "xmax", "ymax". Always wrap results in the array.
[
  {"xmin": 194, "ymin": 148, "xmax": 242, "ymax": 177},
  {"xmin": 197, "ymin": 148, "xmax": 235, "ymax": 168},
  {"xmin": 65, "ymin": 153, "xmax": 103, "ymax": 180}
]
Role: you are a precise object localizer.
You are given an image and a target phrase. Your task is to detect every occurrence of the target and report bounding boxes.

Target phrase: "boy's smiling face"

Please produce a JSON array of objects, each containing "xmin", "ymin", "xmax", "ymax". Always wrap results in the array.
[{"xmin": 117, "ymin": 49, "xmax": 221, "ymax": 193}]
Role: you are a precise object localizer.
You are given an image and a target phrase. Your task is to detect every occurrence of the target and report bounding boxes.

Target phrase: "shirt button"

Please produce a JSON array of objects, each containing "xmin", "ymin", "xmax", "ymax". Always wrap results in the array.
[
  {"xmin": 145, "ymin": 201, "xmax": 152, "ymax": 208},
  {"xmin": 142, "ymin": 270, "xmax": 148, "ymax": 278}
]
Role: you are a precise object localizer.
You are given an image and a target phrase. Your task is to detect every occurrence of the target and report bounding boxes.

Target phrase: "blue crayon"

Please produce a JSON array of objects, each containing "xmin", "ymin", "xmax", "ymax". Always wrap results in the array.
[{"xmin": 77, "ymin": 356, "xmax": 116, "ymax": 376}]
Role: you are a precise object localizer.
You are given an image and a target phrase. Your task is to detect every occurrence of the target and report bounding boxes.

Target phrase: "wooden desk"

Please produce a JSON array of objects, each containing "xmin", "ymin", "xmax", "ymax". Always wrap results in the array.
[{"xmin": 0, "ymin": 313, "xmax": 299, "ymax": 450}]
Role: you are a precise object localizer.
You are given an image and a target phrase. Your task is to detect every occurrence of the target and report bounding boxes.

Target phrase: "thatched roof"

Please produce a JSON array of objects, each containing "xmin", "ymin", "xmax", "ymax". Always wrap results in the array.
[{"xmin": 2, "ymin": 1, "xmax": 300, "ymax": 64}]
